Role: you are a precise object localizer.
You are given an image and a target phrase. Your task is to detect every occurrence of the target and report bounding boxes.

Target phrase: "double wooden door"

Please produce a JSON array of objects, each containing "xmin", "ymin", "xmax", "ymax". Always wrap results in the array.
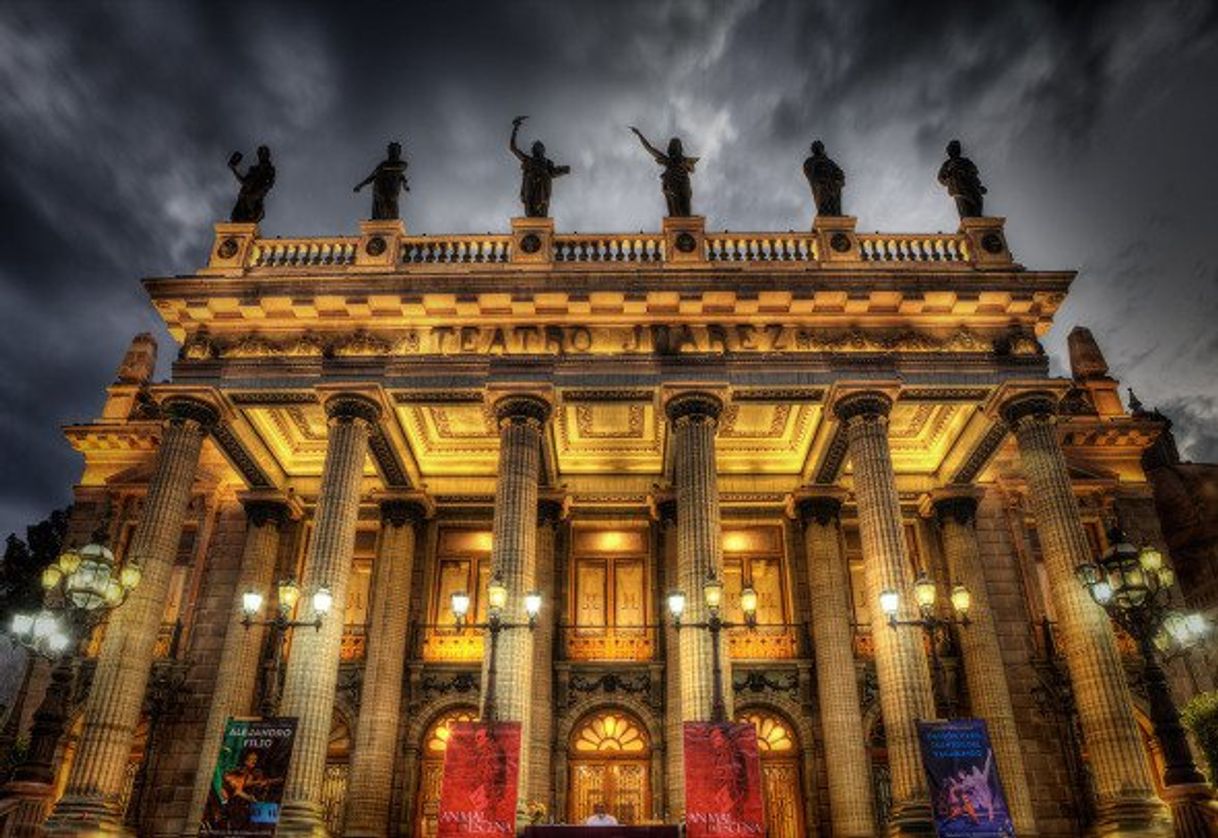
[{"xmin": 568, "ymin": 759, "xmax": 649, "ymax": 825}]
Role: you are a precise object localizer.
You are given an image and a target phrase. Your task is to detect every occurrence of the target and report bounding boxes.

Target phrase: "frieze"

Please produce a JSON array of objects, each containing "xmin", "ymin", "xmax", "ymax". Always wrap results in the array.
[
  {"xmin": 178, "ymin": 323, "xmax": 1038, "ymax": 361},
  {"xmin": 814, "ymin": 424, "xmax": 850, "ymax": 484},
  {"xmin": 567, "ymin": 671, "xmax": 658, "ymax": 709},
  {"xmin": 419, "ymin": 670, "xmax": 480, "ymax": 700},
  {"xmin": 211, "ymin": 423, "xmax": 274, "ymax": 488},
  {"xmin": 368, "ymin": 426, "xmax": 410, "ymax": 487},
  {"xmin": 732, "ymin": 669, "xmax": 800, "ymax": 698}
]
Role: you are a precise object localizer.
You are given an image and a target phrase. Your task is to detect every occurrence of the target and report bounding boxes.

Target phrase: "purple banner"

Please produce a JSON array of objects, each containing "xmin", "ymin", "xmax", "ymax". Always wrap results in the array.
[{"xmin": 917, "ymin": 719, "xmax": 1015, "ymax": 837}]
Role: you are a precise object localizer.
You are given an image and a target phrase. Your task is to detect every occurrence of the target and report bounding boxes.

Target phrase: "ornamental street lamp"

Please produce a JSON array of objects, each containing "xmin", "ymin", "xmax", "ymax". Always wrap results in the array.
[
  {"xmin": 240, "ymin": 578, "xmax": 333, "ymax": 717},
  {"xmin": 879, "ymin": 572, "xmax": 971, "ymax": 716},
  {"xmin": 1075, "ymin": 529, "xmax": 1212, "ymax": 790},
  {"xmin": 448, "ymin": 574, "xmax": 541, "ymax": 721},
  {"xmin": 666, "ymin": 573, "xmax": 759, "ymax": 724},
  {"xmin": 1, "ymin": 530, "xmax": 142, "ymax": 789}
]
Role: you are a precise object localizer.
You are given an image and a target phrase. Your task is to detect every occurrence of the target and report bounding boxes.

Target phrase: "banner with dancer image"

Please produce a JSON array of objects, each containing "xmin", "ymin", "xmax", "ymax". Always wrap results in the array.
[
  {"xmin": 683, "ymin": 721, "xmax": 765, "ymax": 838},
  {"xmin": 437, "ymin": 721, "xmax": 521, "ymax": 838},
  {"xmin": 199, "ymin": 717, "xmax": 297, "ymax": 835},
  {"xmin": 917, "ymin": 719, "xmax": 1015, "ymax": 837}
]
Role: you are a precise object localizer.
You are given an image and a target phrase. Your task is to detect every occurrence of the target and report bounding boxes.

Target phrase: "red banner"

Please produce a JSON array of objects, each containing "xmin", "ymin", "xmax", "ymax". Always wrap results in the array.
[
  {"xmin": 683, "ymin": 722, "xmax": 765, "ymax": 837},
  {"xmin": 437, "ymin": 721, "xmax": 521, "ymax": 838}
]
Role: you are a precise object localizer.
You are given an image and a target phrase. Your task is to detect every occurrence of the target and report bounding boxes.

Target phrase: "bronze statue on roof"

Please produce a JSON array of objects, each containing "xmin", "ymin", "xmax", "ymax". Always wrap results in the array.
[
  {"xmin": 227, "ymin": 145, "xmax": 275, "ymax": 224},
  {"xmin": 354, "ymin": 141, "xmax": 410, "ymax": 220},
  {"xmin": 938, "ymin": 139, "xmax": 987, "ymax": 219},
  {"xmin": 510, "ymin": 116, "xmax": 570, "ymax": 218},
  {"xmin": 803, "ymin": 140, "xmax": 845, "ymax": 217},
  {"xmin": 630, "ymin": 126, "xmax": 698, "ymax": 217}
]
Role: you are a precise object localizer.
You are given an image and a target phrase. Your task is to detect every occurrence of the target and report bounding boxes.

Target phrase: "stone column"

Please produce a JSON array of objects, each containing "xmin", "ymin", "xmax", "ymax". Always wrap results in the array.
[
  {"xmin": 46, "ymin": 396, "xmax": 217, "ymax": 835},
  {"xmin": 665, "ymin": 391, "xmax": 731, "ymax": 722},
  {"xmin": 1001, "ymin": 392, "xmax": 1171, "ymax": 836},
  {"xmin": 527, "ymin": 497, "xmax": 564, "ymax": 812},
  {"xmin": 833, "ymin": 390, "xmax": 935, "ymax": 835},
  {"xmin": 656, "ymin": 498, "xmax": 685, "ymax": 818},
  {"xmin": 184, "ymin": 496, "xmax": 293, "ymax": 833},
  {"xmin": 345, "ymin": 496, "xmax": 428, "ymax": 837},
  {"xmin": 277, "ymin": 394, "xmax": 381, "ymax": 837},
  {"xmin": 797, "ymin": 491, "xmax": 875, "ymax": 837},
  {"xmin": 482, "ymin": 394, "xmax": 550, "ymax": 811},
  {"xmin": 931, "ymin": 488, "xmax": 1037, "ymax": 835}
]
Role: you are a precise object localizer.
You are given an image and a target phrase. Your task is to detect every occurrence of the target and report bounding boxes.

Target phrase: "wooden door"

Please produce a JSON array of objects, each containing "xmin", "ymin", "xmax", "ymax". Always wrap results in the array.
[{"xmin": 568, "ymin": 759, "xmax": 649, "ymax": 825}]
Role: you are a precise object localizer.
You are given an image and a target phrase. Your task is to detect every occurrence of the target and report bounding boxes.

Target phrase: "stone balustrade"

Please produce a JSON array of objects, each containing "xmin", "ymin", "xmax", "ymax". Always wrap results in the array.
[
  {"xmin": 553, "ymin": 233, "xmax": 664, "ymax": 263},
  {"xmin": 248, "ymin": 237, "xmax": 358, "ymax": 268},
  {"xmin": 857, "ymin": 233, "xmax": 969, "ymax": 263},
  {"xmin": 401, "ymin": 234, "xmax": 512, "ymax": 264},
  {"xmin": 705, "ymin": 232, "xmax": 818, "ymax": 263}
]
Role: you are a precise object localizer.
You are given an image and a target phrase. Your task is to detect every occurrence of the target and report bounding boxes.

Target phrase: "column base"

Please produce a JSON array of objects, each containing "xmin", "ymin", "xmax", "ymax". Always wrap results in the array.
[
  {"xmin": 1091, "ymin": 794, "xmax": 1173, "ymax": 837},
  {"xmin": 886, "ymin": 799, "xmax": 936, "ymax": 836},
  {"xmin": 1159, "ymin": 783, "xmax": 1218, "ymax": 838},
  {"xmin": 0, "ymin": 781, "xmax": 55, "ymax": 837},
  {"xmin": 42, "ymin": 794, "xmax": 129, "ymax": 836},
  {"xmin": 275, "ymin": 801, "xmax": 330, "ymax": 837}
]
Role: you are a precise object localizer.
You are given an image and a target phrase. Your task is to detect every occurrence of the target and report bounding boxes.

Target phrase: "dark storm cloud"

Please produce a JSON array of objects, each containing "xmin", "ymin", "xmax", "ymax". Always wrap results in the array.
[{"xmin": 0, "ymin": 0, "xmax": 1216, "ymax": 538}]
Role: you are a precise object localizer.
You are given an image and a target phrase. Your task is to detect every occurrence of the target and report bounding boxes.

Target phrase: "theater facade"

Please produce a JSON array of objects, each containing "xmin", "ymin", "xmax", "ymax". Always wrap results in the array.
[{"xmin": 8, "ymin": 209, "xmax": 1213, "ymax": 837}]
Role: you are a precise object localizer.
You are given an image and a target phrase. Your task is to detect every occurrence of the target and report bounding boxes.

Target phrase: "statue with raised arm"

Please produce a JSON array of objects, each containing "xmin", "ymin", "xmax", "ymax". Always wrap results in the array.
[
  {"xmin": 803, "ymin": 140, "xmax": 844, "ymax": 216},
  {"xmin": 937, "ymin": 139, "xmax": 987, "ymax": 219},
  {"xmin": 227, "ymin": 145, "xmax": 275, "ymax": 223},
  {"xmin": 630, "ymin": 126, "xmax": 698, "ymax": 217},
  {"xmin": 354, "ymin": 141, "xmax": 409, "ymax": 220},
  {"xmin": 510, "ymin": 116, "xmax": 570, "ymax": 218}
]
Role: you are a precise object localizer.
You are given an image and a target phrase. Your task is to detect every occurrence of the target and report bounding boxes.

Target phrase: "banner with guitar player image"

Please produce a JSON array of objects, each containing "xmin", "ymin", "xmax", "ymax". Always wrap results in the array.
[
  {"xmin": 199, "ymin": 717, "xmax": 297, "ymax": 835},
  {"xmin": 437, "ymin": 721, "xmax": 521, "ymax": 838},
  {"xmin": 917, "ymin": 719, "xmax": 1015, "ymax": 837},
  {"xmin": 683, "ymin": 721, "xmax": 765, "ymax": 838}
]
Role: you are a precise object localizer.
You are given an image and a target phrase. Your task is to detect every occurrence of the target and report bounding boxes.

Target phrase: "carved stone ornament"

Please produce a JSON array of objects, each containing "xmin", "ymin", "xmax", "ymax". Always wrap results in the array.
[
  {"xmin": 674, "ymin": 231, "xmax": 698, "ymax": 253},
  {"xmin": 216, "ymin": 237, "xmax": 240, "ymax": 259},
  {"xmin": 830, "ymin": 232, "xmax": 852, "ymax": 253},
  {"xmin": 833, "ymin": 390, "xmax": 893, "ymax": 423},
  {"xmin": 520, "ymin": 233, "xmax": 542, "ymax": 254},
  {"xmin": 324, "ymin": 393, "xmax": 382, "ymax": 424},
  {"xmin": 981, "ymin": 232, "xmax": 1005, "ymax": 254},
  {"xmin": 664, "ymin": 390, "xmax": 723, "ymax": 424},
  {"xmin": 365, "ymin": 235, "xmax": 387, "ymax": 257},
  {"xmin": 180, "ymin": 332, "xmax": 217, "ymax": 361},
  {"xmin": 162, "ymin": 396, "xmax": 220, "ymax": 430},
  {"xmin": 332, "ymin": 331, "xmax": 391, "ymax": 357},
  {"xmin": 999, "ymin": 390, "xmax": 1059, "ymax": 427},
  {"xmin": 493, "ymin": 393, "xmax": 551, "ymax": 427}
]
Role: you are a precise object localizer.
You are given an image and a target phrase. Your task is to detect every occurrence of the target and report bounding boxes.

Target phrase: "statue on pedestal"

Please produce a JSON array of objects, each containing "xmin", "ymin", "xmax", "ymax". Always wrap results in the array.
[
  {"xmin": 510, "ymin": 116, "xmax": 570, "ymax": 218},
  {"xmin": 803, "ymin": 140, "xmax": 845, "ymax": 217},
  {"xmin": 227, "ymin": 145, "xmax": 275, "ymax": 224},
  {"xmin": 937, "ymin": 139, "xmax": 987, "ymax": 219},
  {"xmin": 630, "ymin": 127, "xmax": 698, "ymax": 217},
  {"xmin": 354, "ymin": 141, "xmax": 410, "ymax": 220}
]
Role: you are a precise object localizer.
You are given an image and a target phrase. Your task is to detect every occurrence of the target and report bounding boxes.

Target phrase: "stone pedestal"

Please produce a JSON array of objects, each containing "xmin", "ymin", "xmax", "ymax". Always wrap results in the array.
[
  {"xmin": 958, "ymin": 216, "xmax": 1012, "ymax": 267},
  {"xmin": 345, "ymin": 494, "xmax": 431, "ymax": 837},
  {"xmin": 812, "ymin": 214, "xmax": 860, "ymax": 262},
  {"xmin": 201, "ymin": 222, "xmax": 258, "ymax": 276},
  {"xmin": 1001, "ymin": 390, "xmax": 1171, "ymax": 837},
  {"xmin": 832, "ymin": 388, "xmax": 936, "ymax": 836},
  {"xmin": 796, "ymin": 489, "xmax": 875, "ymax": 837},
  {"xmin": 46, "ymin": 397, "xmax": 218, "ymax": 836},
  {"xmin": 355, "ymin": 218, "xmax": 406, "ymax": 271},
  {"xmin": 510, "ymin": 217, "xmax": 554, "ymax": 265},
  {"xmin": 665, "ymin": 391, "xmax": 730, "ymax": 722},
  {"xmin": 277, "ymin": 394, "xmax": 381, "ymax": 837},
  {"xmin": 184, "ymin": 495, "xmax": 296, "ymax": 834},
  {"xmin": 661, "ymin": 215, "xmax": 706, "ymax": 265},
  {"xmin": 930, "ymin": 487, "xmax": 1038, "ymax": 835}
]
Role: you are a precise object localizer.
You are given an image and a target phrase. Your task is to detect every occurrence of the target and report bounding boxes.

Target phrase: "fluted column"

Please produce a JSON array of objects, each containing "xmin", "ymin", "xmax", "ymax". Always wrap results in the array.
[
  {"xmin": 277, "ymin": 394, "xmax": 380, "ymax": 837},
  {"xmin": 656, "ymin": 498, "xmax": 685, "ymax": 818},
  {"xmin": 345, "ymin": 496, "xmax": 428, "ymax": 837},
  {"xmin": 1001, "ymin": 392, "xmax": 1170, "ymax": 836},
  {"xmin": 931, "ymin": 488, "xmax": 1037, "ymax": 835},
  {"xmin": 184, "ymin": 497, "xmax": 292, "ymax": 834},
  {"xmin": 665, "ymin": 391, "xmax": 731, "ymax": 722},
  {"xmin": 482, "ymin": 394, "xmax": 550, "ymax": 811},
  {"xmin": 834, "ymin": 390, "xmax": 935, "ymax": 836},
  {"xmin": 797, "ymin": 491, "xmax": 875, "ymax": 837},
  {"xmin": 527, "ymin": 497, "xmax": 563, "ymax": 811},
  {"xmin": 46, "ymin": 396, "xmax": 217, "ymax": 835}
]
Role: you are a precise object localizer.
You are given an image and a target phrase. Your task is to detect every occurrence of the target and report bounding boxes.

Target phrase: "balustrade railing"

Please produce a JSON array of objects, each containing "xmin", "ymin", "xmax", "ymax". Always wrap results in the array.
[
  {"xmin": 705, "ymin": 233, "xmax": 817, "ymax": 263},
  {"xmin": 400, "ymin": 235, "xmax": 512, "ymax": 264},
  {"xmin": 248, "ymin": 238, "xmax": 358, "ymax": 268},
  {"xmin": 553, "ymin": 234, "xmax": 664, "ymax": 263},
  {"xmin": 340, "ymin": 624, "xmax": 366, "ymax": 661},
  {"xmin": 561, "ymin": 625, "xmax": 656, "ymax": 661},
  {"xmin": 857, "ymin": 233, "xmax": 968, "ymax": 263}
]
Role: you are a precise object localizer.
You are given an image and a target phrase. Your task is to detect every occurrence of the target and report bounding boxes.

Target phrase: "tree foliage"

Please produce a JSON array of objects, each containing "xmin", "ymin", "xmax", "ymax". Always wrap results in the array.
[{"xmin": 0, "ymin": 508, "xmax": 70, "ymax": 624}]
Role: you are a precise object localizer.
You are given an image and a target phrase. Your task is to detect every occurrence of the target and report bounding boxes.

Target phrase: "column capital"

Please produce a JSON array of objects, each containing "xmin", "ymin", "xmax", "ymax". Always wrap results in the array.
[
  {"xmin": 927, "ymin": 486, "xmax": 983, "ymax": 528},
  {"xmin": 493, "ymin": 393, "xmax": 552, "ymax": 428},
  {"xmin": 323, "ymin": 392, "xmax": 382, "ymax": 425},
  {"xmin": 538, "ymin": 494, "xmax": 568, "ymax": 526},
  {"xmin": 831, "ymin": 389, "xmax": 895, "ymax": 423},
  {"xmin": 241, "ymin": 498, "xmax": 294, "ymax": 529},
  {"xmin": 648, "ymin": 491, "xmax": 677, "ymax": 525},
  {"xmin": 791, "ymin": 487, "xmax": 848, "ymax": 527},
  {"xmin": 378, "ymin": 493, "xmax": 433, "ymax": 527},
  {"xmin": 162, "ymin": 395, "xmax": 220, "ymax": 430},
  {"xmin": 664, "ymin": 390, "xmax": 724, "ymax": 425},
  {"xmin": 998, "ymin": 389, "xmax": 1060, "ymax": 428}
]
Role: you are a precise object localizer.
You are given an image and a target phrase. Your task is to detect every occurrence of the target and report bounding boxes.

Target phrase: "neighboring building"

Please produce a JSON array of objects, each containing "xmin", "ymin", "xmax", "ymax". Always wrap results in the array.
[{"xmin": 1, "ymin": 210, "xmax": 1211, "ymax": 837}]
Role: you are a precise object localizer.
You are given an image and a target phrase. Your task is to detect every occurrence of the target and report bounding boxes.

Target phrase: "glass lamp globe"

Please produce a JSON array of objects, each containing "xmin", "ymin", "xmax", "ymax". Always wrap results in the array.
[
  {"xmin": 703, "ymin": 577, "xmax": 724, "ymax": 611},
  {"xmin": 451, "ymin": 591, "xmax": 471, "ymax": 622},
  {"xmin": 10, "ymin": 613, "xmax": 34, "ymax": 638},
  {"xmin": 524, "ymin": 590, "xmax": 543, "ymax": 619},
  {"xmin": 119, "ymin": 563, "xmax": 142, "ymax": 591},
  {"xmin": 950, "ymin": 582, "xmax": 971, "ymax": 617},
  {"xmin": 879, "ymin": 589, "xmax": 901, "ymax": 618},
  {"xmin": 242, "ymin": 590, "xmax": 264, "ymax": 617},
  {"xmin": 739, "ymin": 586, "xmax": 759, "ymax": 618},
  {"xmin": 912, "ymin": 573, "xmax": 937, "ymax": 614},
  {"xmin": 667, "ymin": 590, "xmax": 686, "ymax": 620},
  {"xmin": 487, "ymin": 577, "xmax": 508, "ymax": 613},
  {"xmin": 277, "ymin": 579, "xmax": 301, "ymax": 613},
  {"xmin": 1138, "ymin": 546, "xmax": 1163, "ymax": 573},
  {"xmin": 66, "ymin": 542, "xmax": 117, "ymax": 611},
  {"xmin": 311, "ymin": 587, "xmax": 333, "ymax": 617}
]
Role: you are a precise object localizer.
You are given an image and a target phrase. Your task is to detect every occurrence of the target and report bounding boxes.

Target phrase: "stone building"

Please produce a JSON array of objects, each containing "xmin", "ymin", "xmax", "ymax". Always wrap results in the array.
[{"xmin": 2, "ymin": 210, "xmax": 1213, "ymax": 837}]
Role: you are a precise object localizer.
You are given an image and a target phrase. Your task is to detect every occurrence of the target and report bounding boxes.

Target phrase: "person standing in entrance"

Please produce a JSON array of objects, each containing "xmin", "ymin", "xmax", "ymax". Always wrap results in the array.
[{"xmin": 585, "ymin": 801, "xmax": 619, "ymax": 826}]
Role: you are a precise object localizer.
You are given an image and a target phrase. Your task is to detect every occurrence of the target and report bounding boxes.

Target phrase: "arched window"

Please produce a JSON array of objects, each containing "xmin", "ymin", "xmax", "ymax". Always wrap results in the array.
[
  {"xmin": 568, "ymin": 710, "xmax": 651, "ymax": 824},
  {"xmin": 737, "ymin": 710, "xmax": 803, "ymax": 838}
]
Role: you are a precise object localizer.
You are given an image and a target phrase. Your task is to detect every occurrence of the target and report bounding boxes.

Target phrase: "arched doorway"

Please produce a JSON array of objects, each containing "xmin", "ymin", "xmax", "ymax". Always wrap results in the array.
[
  {"xmin": 567, "ymin": 710, "xmax": 650, "ymax": 825},
  {"xmin": 415, "ymin": 707, "xmax": 479, "ymax": 838},
  {"xmin": 737, "ymin": 710, "xmax": 804, "ymax": 838}
]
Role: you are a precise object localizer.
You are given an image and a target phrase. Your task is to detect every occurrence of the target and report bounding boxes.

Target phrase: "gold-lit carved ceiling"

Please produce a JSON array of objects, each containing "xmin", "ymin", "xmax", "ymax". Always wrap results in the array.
[
  {"xmin": 395, "ymin": 400, "xmax": 501, "ymax": 476},
  {"xmin": 242, "ymin": 403, "xmax": 377, "ymax": 477},
  {"xmin": 556, "ymin": 393, "xmax": 661, "ymax": 474}
]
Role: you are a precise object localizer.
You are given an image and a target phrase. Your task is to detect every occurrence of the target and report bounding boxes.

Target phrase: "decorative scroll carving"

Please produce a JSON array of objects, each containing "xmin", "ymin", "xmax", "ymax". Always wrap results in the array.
[
  {"xmin": 732, "ymin": 669, "xmax": 800, "ymax": 698},
  {"xmin": 567, "ymin": 671, "xmax": 656, "ymax": 709},
  {"xmin": 419, "ymin": 670, "xmax": 480, "ymax": 700},
  {"xmin": 229, "ymin": 391, "xmax": 320, "ymax": 405}
]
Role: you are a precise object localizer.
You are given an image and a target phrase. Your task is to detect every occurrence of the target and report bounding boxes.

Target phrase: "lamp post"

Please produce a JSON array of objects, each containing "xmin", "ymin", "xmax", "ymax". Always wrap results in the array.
[
  {"xmin": 448, "ymin": 575, "xmax": 541, "ymax": 722},
  {"xmin": 879, "ymin": 572, "xmax": 971, "ymax": 717},
  {"xmin": 2, "ymin": 533, "xmax": 141, "ymax": 789},
  {"xmin": 1074, "ymin": 529, "xmax": 1212, "ymax": 789},
  {"xmin": 240, "ymin": 578, "xmax": 333, "ymax": 717},
  {"xmin": 665, "ymin": 573, "xmax": 759, "ymax": 724}
]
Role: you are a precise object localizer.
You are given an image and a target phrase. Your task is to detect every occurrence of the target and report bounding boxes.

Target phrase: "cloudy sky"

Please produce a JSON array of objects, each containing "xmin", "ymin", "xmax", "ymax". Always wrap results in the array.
[{"xmin": 0, "ymin": 0, "xmax": 1216, "ymax": 540}]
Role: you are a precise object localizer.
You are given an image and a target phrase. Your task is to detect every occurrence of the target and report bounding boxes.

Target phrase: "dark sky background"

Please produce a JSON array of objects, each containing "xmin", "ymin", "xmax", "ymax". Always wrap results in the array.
[{"xmin": 0, "ymin": 0, "xmax": 1216, "ymax": 541}]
